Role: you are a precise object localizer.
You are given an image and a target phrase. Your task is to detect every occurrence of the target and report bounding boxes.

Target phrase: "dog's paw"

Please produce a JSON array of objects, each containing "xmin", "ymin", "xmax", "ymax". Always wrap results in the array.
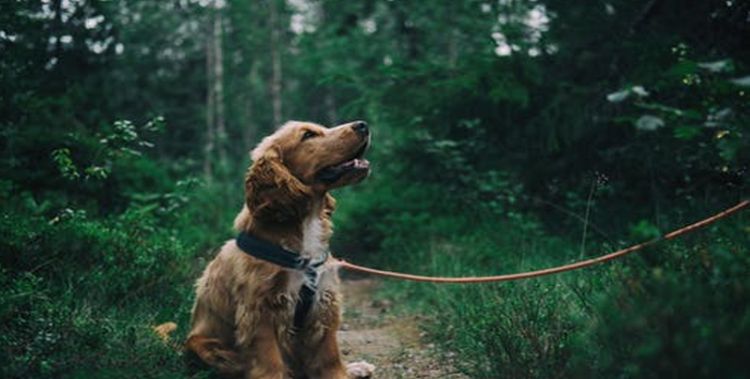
[
  {"xmin": 346, "ymin": 361, "xmax": 375, "ymax": 379},
  {"xmin": 153, "ymin": 321, "xmax": 177, "ymax": 342}
]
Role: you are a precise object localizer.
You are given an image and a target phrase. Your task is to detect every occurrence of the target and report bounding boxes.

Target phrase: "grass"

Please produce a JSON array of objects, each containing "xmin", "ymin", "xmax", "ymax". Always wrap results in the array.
[
  {"xmin": 0, "ymin": 181, "xmax": 235, "ymax": 379},
  {"xmin": 332, "ymin": 180, "xmax": 750, "ymax": 378},
  {"xmin": 368, "ymin": 217, "xmax": 750, "ymax": 378}
]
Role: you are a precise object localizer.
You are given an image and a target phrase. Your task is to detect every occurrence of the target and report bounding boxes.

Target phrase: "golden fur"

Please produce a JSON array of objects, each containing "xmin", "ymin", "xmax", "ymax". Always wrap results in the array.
[{"xmin": 186, "ymin": 121, "xmax": 374, "ymax": 379}]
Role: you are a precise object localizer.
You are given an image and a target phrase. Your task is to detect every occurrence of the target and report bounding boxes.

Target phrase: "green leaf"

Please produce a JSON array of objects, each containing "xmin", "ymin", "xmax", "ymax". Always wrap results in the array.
[
  {"xmin": 673, "ymin": 126, "xmax": 701, "ymax": 140},
  {"xmin": 630, "ymin": 219, "xmax": 661, "ymax": 240},
  {"xmin": 635, "ymin": 115, "xmax": 665, "ymax": 131},
  {"xmin": 666, "ymin": 60, "xmax": 698, "ymax": 78},
  {"xmin": 635, "ymin": 102, "xmax": 700, "ymax": 119},
  {"xmin": 729, "ymin": 75, "xmax": 750, "ymax": 87},
  {"xmin": 51, "ymin": 148, "xmax": 80, "ymax": 180},
  {"xmin": 697, "ymin": 59, "xmax": 734, "ymax": 74},
  {"xmin": 716, "ymin": 138, "xmax": 739, "ymax": 162}
]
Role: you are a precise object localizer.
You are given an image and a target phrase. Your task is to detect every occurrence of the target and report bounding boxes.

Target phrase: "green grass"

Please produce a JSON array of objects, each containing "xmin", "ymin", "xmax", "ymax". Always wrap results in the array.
[
  {"xmin": 368, "ymin": 217, "xmax": 750, "ymax": 378},
  {"xmin": 0, "ymin": 182, "xmax": 236, "ymax": 379},
  {"xmin": 332, "ymin": 180, "xmax": 750, "ymax": 378}
]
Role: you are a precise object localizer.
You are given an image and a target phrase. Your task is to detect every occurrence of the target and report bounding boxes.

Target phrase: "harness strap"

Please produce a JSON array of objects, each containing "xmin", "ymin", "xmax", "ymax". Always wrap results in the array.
[
  {"xmin": 235, "ymin": 231, "xmax": 324, "ymax": 330},
  {"xmin": 294, "ymin": 284, "xmax": 316, "ymax": 330}
]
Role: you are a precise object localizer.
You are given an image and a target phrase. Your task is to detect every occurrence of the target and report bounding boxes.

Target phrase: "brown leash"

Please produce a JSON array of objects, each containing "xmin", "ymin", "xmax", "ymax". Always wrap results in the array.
[{"xmin": 335, "ymin": 200, "xmax": 749, "ymax": 283}]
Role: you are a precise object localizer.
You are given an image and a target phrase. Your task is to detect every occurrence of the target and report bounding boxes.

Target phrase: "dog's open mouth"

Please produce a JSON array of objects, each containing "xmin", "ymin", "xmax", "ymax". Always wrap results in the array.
[{"xmin": 316, "ymin": 142, "xmax": 370, "ymax": 184}]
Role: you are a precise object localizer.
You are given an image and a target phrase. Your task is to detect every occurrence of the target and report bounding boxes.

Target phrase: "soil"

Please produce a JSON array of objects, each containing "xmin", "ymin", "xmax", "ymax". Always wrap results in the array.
[{"xmin": 337, "ymin": 278, "xmax": 468, "ymax": 379}]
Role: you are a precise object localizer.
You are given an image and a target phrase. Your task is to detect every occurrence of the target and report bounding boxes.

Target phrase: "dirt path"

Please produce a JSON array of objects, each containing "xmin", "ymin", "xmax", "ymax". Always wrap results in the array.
[{"xmin": 337, "ymin": 278, "xmax": 468, "ymax": 379}]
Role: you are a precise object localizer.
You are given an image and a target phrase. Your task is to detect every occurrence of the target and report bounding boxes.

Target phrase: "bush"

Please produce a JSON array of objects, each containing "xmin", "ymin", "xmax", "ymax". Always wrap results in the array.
[
  {"xmin": 0, "ymin": 196, "xmax": 203, "ymax": 378},
  {"xmin": 0, "ymin": 118, "xmax": 237, "ymax": 378}
]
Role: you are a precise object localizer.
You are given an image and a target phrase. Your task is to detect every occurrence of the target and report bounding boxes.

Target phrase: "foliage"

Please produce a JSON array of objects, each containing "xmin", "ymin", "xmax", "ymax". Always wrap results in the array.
[
  {"xmin": 0, "ymin": 138, "xmax": 236, "ymax": 378},
  {"xmin": 1, "ymin": 111, "xmax": 232, "ymax": 377},
  {"xmin": 342, "ymin": 189, "xmax": 750, "ymax": 378}
]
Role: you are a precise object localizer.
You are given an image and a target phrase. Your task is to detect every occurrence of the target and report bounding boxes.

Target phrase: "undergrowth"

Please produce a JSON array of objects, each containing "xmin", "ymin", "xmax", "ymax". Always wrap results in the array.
[
  {"xmin": 2, "ymin": 116, "xmax": 748, "ymax": 378},
  {"xmin": 0, "ymin": 119, "xmax": 238, "ymax": 378},
  {"xmin": 333, "ymin": 177, "xmax": 750, "ymax": 378},
  {"xmin": 0, "ymin": 182, "xmax": 236, "ymax": 378}
]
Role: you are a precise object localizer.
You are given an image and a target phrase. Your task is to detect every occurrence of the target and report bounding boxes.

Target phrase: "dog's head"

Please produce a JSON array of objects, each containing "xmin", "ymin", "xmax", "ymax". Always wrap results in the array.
[{"xmin": 243, "ymin": 121, "xmax": 371, "ymax": 223}]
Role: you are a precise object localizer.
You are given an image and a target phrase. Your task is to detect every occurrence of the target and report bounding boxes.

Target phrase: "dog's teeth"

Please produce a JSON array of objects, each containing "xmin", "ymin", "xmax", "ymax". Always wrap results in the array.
[{"xmin": 352, "ymin": 159, "xmax": 370, "ymax": 169}]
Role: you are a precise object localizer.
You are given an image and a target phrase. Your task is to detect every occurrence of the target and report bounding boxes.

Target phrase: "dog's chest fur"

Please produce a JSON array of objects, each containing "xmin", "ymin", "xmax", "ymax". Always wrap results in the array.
[{"xmin": 283, "ymin": 203, "xmax": 338, "ymax": 304}]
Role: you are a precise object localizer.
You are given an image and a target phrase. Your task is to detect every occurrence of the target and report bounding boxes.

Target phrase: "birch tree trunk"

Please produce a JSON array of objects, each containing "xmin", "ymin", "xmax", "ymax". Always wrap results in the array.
[
  {"xmin": 204, "ymin": 0, "xmax": 227, "ymax": 181},
  {"xmin": 203, "ymin": 12, "xmax": 216, "ymax": 181},
  {"xmin": 213, "ymin": 1, "xmax": 228, "ymax": 174},
  {"xmin": 269, "ymin": 0, "xmax": 283, "ymax": 127},
  {"xmin": 243, "ymin": 62, "xmax": 259, "ymax": 149}
]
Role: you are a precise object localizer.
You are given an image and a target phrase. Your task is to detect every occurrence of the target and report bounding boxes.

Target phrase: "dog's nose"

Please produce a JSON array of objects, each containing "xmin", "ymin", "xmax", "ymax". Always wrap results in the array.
[{"xmin": 352, "ymin": 121, "xmax": 369, "ymax": 137}]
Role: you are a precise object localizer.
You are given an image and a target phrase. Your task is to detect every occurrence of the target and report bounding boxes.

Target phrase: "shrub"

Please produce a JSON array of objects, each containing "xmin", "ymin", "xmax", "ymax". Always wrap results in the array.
[{"xmin": 345, "ymin": 190, "xmax": 750, "ymax": 378}]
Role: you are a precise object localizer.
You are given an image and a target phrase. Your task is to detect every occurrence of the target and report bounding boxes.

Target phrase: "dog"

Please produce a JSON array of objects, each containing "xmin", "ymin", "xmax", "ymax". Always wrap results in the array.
[{"xmin": 185, "ymin": 121, "xmax": 375, "ymax": 379}]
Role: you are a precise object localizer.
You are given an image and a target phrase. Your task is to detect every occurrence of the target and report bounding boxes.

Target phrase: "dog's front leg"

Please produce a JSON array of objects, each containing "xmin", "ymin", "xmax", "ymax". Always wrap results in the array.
[
  {"xmin": 240, "ymin": 321, "xmax": 288, "ymax": 379},
  {"xmin": 300, "ymin": 327, "xmax": 349, "ymax": 379}
]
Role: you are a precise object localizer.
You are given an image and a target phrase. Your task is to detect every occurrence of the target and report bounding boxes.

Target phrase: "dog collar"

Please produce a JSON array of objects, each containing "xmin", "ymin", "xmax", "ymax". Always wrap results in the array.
[{"xmin": 235, "ymin": 231, "xmax": 327, "ymax": 330}]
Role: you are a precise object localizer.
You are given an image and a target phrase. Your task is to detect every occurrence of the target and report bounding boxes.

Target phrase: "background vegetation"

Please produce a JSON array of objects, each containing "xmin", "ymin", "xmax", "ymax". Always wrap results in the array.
[{"xmin": 1, "ymin": 0, "xmax": 748, "ymax": 378}]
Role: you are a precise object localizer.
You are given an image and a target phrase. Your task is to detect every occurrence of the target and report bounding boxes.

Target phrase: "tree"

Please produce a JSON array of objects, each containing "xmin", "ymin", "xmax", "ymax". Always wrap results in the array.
[
  {"xmin": 204, "ymin": 0, "xmax": 228, "ymax": 181},
  {"xmin": 269, "ymin": 0, "xmax": 283, "ymax": 127}
]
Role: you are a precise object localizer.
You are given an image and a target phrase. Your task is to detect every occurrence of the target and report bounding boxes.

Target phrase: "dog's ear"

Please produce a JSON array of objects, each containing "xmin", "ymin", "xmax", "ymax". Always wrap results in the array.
[{"xmin": 245, "ymin": 146, "xmax": 312, "ymax": 223}]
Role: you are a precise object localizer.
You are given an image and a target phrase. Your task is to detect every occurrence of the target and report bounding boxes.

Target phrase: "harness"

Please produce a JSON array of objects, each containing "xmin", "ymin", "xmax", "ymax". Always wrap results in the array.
[{"xmin": 235, "ymin": 231, "xmax": 327, "ymax": 331}]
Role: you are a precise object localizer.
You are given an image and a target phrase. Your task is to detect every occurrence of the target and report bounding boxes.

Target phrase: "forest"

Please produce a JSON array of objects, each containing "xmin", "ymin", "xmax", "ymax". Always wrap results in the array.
[{"xmin": 1, "ymin": 0, "xmax": 749, "ymax": 378}]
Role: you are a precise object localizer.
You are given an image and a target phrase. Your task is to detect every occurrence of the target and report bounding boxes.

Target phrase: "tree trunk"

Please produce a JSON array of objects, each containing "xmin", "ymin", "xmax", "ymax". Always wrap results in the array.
[
  {"xmin": 269, "ymin": 0, "xmax": 283, "ymax": 127},
  {"xmin": 325, "ymin": 91, "xmax": 337, "ymax": 125},
  {"xmin": 203, "ymin": 11, "xmax": 215, "ymax": 181},
  {"xmin": 391, "ymin": 5, "xmax": 418, "ymax": 59},
  {"xmin": 52, "ymin": 0, "xmax": 63, "ymax": 54},
  {"xmin": 213, "ymin": 1, "xmax": 228, "ymax": 175},
  {"xmin": 448, "ymin": 28, "xmax": 459, "ymax": 68},
  {"xmin": 318, "ymin": 4, "xmax": 336, "ymax": 126},
  {"xmin": 204, "ymin": 0, "xmax": 228, "ymax": 181},
  {"xmin": 243, "ymin": 62, "xmax": 260, "ymax": 150}
]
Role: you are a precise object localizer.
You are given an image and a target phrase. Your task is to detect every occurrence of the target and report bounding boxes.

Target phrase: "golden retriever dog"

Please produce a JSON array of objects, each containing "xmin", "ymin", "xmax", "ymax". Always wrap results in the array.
[{"xmin": 186, "ymin": 121, "xmax": 375, "ymax": 379}]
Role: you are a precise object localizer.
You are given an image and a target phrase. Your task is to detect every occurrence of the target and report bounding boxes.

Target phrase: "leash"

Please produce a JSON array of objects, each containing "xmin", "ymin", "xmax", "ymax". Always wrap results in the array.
[{"xmin": 335, "ymin": 200, "xmax": 749, "ymax": 283}]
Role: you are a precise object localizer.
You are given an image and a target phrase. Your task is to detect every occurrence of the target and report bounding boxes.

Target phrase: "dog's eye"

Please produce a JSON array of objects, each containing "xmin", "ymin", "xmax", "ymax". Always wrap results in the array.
[{"xmin": 301, "ymin": 130, "xmax": 318, "ymax": 141}]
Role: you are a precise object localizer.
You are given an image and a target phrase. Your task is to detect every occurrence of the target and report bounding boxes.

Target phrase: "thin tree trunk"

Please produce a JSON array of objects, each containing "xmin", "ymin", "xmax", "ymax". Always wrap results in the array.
[
  {"xmin": 318, "ymin": 4, "xmax": 336, "ymax": 126},
  {"xmin": 269, "ymin": 0, "xmax": 283, "ymax": 127},
  {"xmin": 243, "ymin": 62, "xmax": 259, "ymax": 149},
  {"xmin": 325, "ymin": 91, "xmax": 337, "ymax": 125},
  {"xmin": 392, "ymin": 5, "xmax": 418, "ymax": 59},
  {"xmin": 448, "ymin": 28, "xmax": 459, "ymax": 68},
  {"xmin": 213, "ymin": 1, "xmax": 228, "ymax": 174},
  {"xmin": 204, "ymin": 11, "xmax": 216, "ymax": 181},
  {"xmin": 52, "ymin": 0, "xmax": 63, "ymax": 54}
]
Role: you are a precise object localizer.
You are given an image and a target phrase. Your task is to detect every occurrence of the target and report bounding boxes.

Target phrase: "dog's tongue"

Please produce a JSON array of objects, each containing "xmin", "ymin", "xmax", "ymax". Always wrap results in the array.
[{"xmin": 317, "ymin": 159, "xmax": 370, "ymax": 183}]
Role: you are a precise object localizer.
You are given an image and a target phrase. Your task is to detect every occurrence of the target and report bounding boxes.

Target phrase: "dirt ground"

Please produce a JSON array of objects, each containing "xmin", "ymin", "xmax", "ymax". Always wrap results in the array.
[{"xmin": 337, "ymin": 278, "xmax": 468, "ymax": 379}]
